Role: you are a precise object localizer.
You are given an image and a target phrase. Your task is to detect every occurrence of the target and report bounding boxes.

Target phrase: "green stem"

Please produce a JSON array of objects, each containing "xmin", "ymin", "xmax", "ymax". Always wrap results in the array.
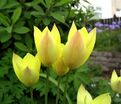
[
  {"xmin": 56, "ymin": 77, "xmax": 61, "ymax": 104},
  {"xmin": 64, "ymin": 73, "xmax": 69, "ymax": 104},
  {"xmin": 30, "ymin": 87, "xmax": 33, "ymax": 104},
  {"xmin": 45, "ymin": 69, "xmax": 49, "ymax": 104},
  {"xmin": 40, "ymin": 73, "xmax": 72, "ymax": 104}
]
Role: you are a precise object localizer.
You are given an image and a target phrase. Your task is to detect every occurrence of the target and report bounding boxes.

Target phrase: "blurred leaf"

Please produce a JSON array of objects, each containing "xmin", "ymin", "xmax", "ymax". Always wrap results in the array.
[
  {"xmin": 51, "ymin": 12, "xmax": 65, "ymax": 23},
  {"xmin": 25, "ymin": 34, "xmax": 33, "ymax": 50},
  {"xmin": 43, "ymin": 18, "xmax": 51, "ymax": 25},
  {"xmin": 0, "ymin": 13, "xmax": 10, "ymax": 26},
  {"xmin": 14, "ymin": 42, "xmax": 28, "ymax": 52},
  {"xmin": 0, "ymin": 30, "xmax": 11, "ymax": 43},
  {"xmin": 13, "ymin": 26, "xmax": 30, "ymax": 34},
  {"xmin": 3, "ymin": 2, "xmax": 20, "ymax": 9},
  {"xmin": 11, "ymin": 7, "xmax": 22, "ymax": 24},
  {"xmin": 0, "ymin": 0, "xmax": 7, "ymax": 8},
  {"xmin": 55, "ymin": 0, "xmax": 72, "ymax": 6},
  {"xmin": 45, "ymin": 0, "xmax": 52, "ymax": 8},
  {"xmin": 6, "ymin": 26, "xmax": 13, "ymax": 33}
]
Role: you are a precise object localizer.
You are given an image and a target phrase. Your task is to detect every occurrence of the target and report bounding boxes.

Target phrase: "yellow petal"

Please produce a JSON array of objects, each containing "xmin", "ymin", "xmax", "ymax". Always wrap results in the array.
[
  {"xmin": 34, "ymin": 26, "xmax": 42, "ymax": 52},
  {"xmin": 39, "ymin": 31, "xmax": 59, "ymax": 66},
  {"xmin": 79, "ymin": 28, "xmax": 96, "ymax": 65},
  {"xmin": 77, "ymin": 84, "xmax": 92, "ymax": 104},
  {"xmin": 111, "ymin": 70, "xmax": 121, "ymax": 93},
  {"xmin": 111, "ymin": 70, "xmax": 118, "ymax": 83},
  {"xmin": 12, "ymin": 53, "xmax": 41, "ymax": 87},
  {"xmin": 51, "ymin": 24, "xmax": 61, "ymax": 44},
  {"xmin": 63, "ymin": 31, "xmax": 85, "ymax": 69},
  {"xmin": 79, "ymin": 27, "xmax": 88, "ymax": 45},
  {"xmin": 12, "ymin": 53, "xmax": 23, "ymax": 82},
  {"xmin": 92, "ymin": 93, "xmax": 111, "ymax": 104},
  {"xmin": 68, "ymin": 21, "xmax": 77, "ymax": 41},
  {"xmin": 52, "ymin": 44, "xmax": 69, "ymax": 76}
]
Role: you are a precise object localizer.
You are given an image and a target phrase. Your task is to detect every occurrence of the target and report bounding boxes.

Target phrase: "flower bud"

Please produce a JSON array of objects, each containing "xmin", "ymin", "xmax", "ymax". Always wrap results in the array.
[
  {"xmin": 111, "ymin": 70, "xmax": 121, "ymax": 93},
  {"xmin": 34, "ymin": 24, "xmax": 61, "ymax": 66},
  {"xmin": 77, "ymin": 84, "xmax": 111, "ymax": 104},
  {"xmin": 63, "ymin": 22, "xmax": 96, "ymax": 69},
  {"xmin": 12, "ymin": 53, "xmax": 41, "ymax": 87}
]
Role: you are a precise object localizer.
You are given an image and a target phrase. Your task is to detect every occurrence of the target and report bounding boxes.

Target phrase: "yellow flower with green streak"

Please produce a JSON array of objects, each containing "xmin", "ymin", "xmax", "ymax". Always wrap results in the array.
[
  {"xmin": 34, "ymin": 24, "xmax": 61, "ymax": 66},
  {"xmin": 77, "ymin": 84, "xmax": 111, "ymax": 104},
  {"xmin": 12, "ymin": 53, "xmax": 41, "ymax": 87},
  {"xmin": 63, "ymin": 22, "xmax": 96, "ymax": 69},
  {"xmin": 111, "ymin": 70, "xmax": 121, "ymax": 93}
]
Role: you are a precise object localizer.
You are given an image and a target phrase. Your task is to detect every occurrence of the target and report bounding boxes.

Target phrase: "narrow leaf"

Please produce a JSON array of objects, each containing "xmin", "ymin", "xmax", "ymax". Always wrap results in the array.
[{"xmin": 11, "ymin": 7, "xmax": 22, "ymax": 24}]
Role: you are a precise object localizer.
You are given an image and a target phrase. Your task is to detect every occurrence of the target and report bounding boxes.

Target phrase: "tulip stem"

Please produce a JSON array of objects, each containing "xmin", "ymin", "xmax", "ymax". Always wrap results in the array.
[
  {"xmin": 45, "ymin": 69, "xmax": 49, "ymax": 104},
  {"xmin": 30, "ymin": 87, "xmax": 33, "ymax": 104},
  {"xmin": 56, "ymin": 77, "xmax": 61, "ymax": 104},
  {"xmin": 63, "ymin": 72, "xmax": 70, "ymax": 104}
]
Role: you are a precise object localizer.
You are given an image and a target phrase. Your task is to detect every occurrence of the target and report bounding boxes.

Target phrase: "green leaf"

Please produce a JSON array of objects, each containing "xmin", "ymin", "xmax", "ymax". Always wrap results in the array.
[
  {"xmin": 0, "ymin": 30, "xmax": 11, "ymax": 43},
  {"xmin": 6, "ymin": 26, "xmax": 13, "ymax": 33},
  {"xmin": 13, "ymin": 26, "xmax": 30, "ymax": 34},
  {"xmin": 55, "ymin": 0, "xmax": 72, "ymax": 7},
  {"xmin": 43, "ymin": 18, "xmax": 51, "ymax": 25},
  {"xmin": 51, "ymin": 12, "xmax": 65, "ymax": 23},
  {"xmin": 0, "ymin": 0, "xmax": 7, "ymax": 8},
  {"xmin": 45, "ymin": 0, "xmax": 52, "ymax": 8},
  {"xmin": 14, "ymin": 42, "xmax": 28, "ymax": 52},
  {"xmin": 11, "ymin": 7, "xmax": 22, "ymax": 24},
  {"xmin": 0, "ymin": 13, "xmax": 10, "ymax": 26}
]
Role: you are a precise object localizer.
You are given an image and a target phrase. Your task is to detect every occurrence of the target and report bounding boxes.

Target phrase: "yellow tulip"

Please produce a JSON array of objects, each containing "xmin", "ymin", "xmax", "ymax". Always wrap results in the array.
[
  {"xmin": 63, "ymin": 22, "xmax": 96, "ymax": 69},
  {"xmin": 12, "ymin": 53, "xmax": 41, "ymax": 87},
  {"xmin": 52, "ymin": 44, "xmax": 69, "ymax": 76},
  {"xmin": 77, "ymin": 84, "xmax": 111, "ymax": 104},
  {"xmin": 111, "ymin": 70, "xmax": 121, "ymax": 93},
  {"xmin": 34, "ymin": 24, "xmax": 61, "ymax": 66}
]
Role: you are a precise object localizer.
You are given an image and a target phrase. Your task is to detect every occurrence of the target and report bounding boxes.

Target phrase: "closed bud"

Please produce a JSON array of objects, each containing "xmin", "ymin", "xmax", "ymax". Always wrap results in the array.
[{"xmin": 12, "ymin": 53, "xmax": 41, "ymax": 87}]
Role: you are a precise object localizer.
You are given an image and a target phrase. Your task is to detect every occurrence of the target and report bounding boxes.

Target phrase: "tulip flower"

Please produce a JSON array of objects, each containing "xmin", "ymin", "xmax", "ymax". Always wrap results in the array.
[
  {"xmin": 52, "ymin": 44, "xmax": 69, "ymax": 76},
  {"xmin": 111, "ymin": 70, "xmax": 121, "ymax": 93},
  {"xmin": 34, "ymin": 24, "xmax": 61, "ymax": 66},
  {"xmin": 63, "ymin": 22, "xmax": 96, "ymax": 69},
  {"xmin": 12, "ymin": 53, "xmax": 41, "ymax": 87},
  {"xmin": 77, "ymin": 84, "xmax": 111, "ymax": 104}
]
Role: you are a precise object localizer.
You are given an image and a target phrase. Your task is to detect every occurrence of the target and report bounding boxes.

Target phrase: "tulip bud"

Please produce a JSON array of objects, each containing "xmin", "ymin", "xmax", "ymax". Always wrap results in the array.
[
  {"xmin": 77, "ymin": 84, "xmax": 111, "ymax": 104},
  {"xmin": 63, "ymin": 22, "xmax": 96, "ymax": 69},
  {"xmin": 34, "ymin": 24, "xmax": 61, "ymax": 66},
  {"xmin": 52, "ymin": 44, "xmax": 69, "ymax": 76},
  {"xmin": 111, "ymin": 70, "xmax": 121, "ymax": 93},
  {"xmin": 12, "ymin": 53, "xmax": 41, "ymax": 87}
]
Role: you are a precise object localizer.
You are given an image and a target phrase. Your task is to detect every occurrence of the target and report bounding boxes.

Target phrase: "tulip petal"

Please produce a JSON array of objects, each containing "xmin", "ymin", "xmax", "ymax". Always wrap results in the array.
[
  {"xmin": 111, "ymin": 70, "xmax": 121, "ymax": 93},
  {"xmin": 39, "ymin": 31, "xmax": 59, "ymax": 65},
  {"xmin": 63, "ymin": 31, "xmax": 85, "ymax": 69},
  {"xmin": 111, "ymin": 70, "xmax": 118, "ymax": 83},
  {"xmin": 79, "ymin": 28, "xmax": 96, "ymax": 65},
  {"xmin": 51, "ymin": 24, "xmax": 61, "ymax": 44},
  {"xmin": 77, "ymin": 84, "xmax": 92, "ymax": 104},
  {"xmin": 34, "ymin": 26, "xmax": 42, "ymax": 52},
  {"xmin": 92, "ymin": 93, "xmax": 111, "ymax": 104},
  {"xmin": 12, "ymin": 53, "xmax": 23, "ymax": 82},
  {"xmin": 80, "ymin": 27, "xmax": 88, "ymax": 45},
  {"xmin": 52, "ymin": 44, "xmax": 69, "ymax": 76},
  {"xmin": 68, "ymin": 22, "xmax": 77, "ymax": 41}
]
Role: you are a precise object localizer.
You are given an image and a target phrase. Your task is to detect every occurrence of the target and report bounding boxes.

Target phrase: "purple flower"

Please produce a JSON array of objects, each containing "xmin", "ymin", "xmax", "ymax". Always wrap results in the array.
[
  {"xmin": 94, "ymin": 22, "xmax": 104, "ymax": 27},
  {"xmin": 109, "ymin": 24, "xmax": 115, "ymax": 30},
  {"xmin": 97, "ymin": 29, "xmax": 103, "ymax": 33},
  {"xmin": 112, "ymin": 21, "xmax": 117, "ymax": 25}
]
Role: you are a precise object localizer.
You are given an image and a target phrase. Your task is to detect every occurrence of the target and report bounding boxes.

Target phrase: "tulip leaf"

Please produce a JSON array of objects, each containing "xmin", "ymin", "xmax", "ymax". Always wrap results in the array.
[
  {"xmin": 14, "ymin": 42, "xmax": 28, "ymax": 52},
  {"xmin": 11, "ymin": 7, "xmax": 22, "ymax": 24}
]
